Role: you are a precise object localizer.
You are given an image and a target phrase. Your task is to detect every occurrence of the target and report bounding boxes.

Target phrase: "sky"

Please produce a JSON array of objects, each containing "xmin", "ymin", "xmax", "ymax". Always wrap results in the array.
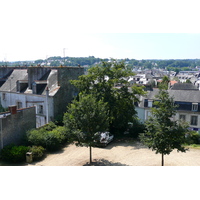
[
  {"xmin": 1, "ymin": 0, "xmax": 199, "ymax": 194},
  {"xmin": 0, "ymin": 0, "xmax": 200, "ymax": 61}
]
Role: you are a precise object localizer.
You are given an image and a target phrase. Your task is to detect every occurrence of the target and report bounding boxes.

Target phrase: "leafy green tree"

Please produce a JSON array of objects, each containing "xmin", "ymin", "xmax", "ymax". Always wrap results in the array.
[
  {"xmin": 71, "ymin": 59, "xmax": 145, "ymax": 136},
  {"xmin": 186, "ymin": 79, "xmax": 192, "ymax": 83},
  {"xmin": 159, "ymin": 75, "xmax": 170, "ymax": 90},
  {"xmin": 50, "ymin": 60, "xmax": 60, "ymax": 66},
  {"xmin": 34, "ymin": 59, "xmax": 44, "ymax": 65},
  {"xmin": 140, "ymin": 89, "xmax": 189, "ymax": 166},
  {"xmin": 63, "ymin": 94, "xmax": 109, "ymax": 164}
]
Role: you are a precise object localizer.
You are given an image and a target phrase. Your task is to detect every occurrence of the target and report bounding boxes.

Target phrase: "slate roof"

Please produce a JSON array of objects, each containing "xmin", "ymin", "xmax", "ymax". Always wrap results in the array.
[
  {"xmin": 141, "ymin": 88, "xmax": 200, "ymax": 106},
  {"xmin": 0, "ymin": 69, "xmax": 28, "ymax": 92},
  {"xmin": 24, "ymin": 69, "xmax": 59, "ymax": 96},
  {"xmin": 171, "ymin": 83, "xmax": 198, "ymax": 90},
  {"xmin": 169, "ymin": 90, "xmax": 200, "ymax": 103},
  {"xmin": 0, "ymin": 69, "xmax": 59, "ymax": 96},
  {"xmin": 145, "ymin": 88, "xmax": 159, "ymax": 100},
  {"xmin": 43, "ymin": 69, "xmax": 59, "ymax": 96}
]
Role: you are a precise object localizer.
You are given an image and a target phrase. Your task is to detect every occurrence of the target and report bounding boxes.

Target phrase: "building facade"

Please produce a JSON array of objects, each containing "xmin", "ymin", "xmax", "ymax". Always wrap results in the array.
[
  {"xmin": 137, "ymin": 86, "xmax": 200, "ymax": 133},
  {"xmin": 0, "ymin": 66, "xmax": 84, "ymax": 127}
]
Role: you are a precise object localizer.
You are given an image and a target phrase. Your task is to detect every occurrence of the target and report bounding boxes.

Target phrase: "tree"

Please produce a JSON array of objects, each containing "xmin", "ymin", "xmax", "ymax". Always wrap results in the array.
[
  {"xmin": 71, "ymin": 59, "xmax": 145, "ymax": 136},
  {"xmin": 63, "ymin": 94, "xmax": 109, "ymax": 164},
  {"xmin": 140, "ymin": 89, "xmax": 189, "ymax": 166},
  {"xmin": 186, "ymin": 79, "xmax": 192, "ymax": 83},
  {"xmin": 34, "ymin": 59, "xmax": 44, "ymax": 65},
  {"xmin": 159, "ymin": 75, "xmax": 170, "ymax": 90}
]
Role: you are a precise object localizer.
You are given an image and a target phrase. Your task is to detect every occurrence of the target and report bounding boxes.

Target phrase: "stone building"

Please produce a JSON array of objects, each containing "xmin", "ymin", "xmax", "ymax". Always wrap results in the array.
[{"xmin": 0, "ymin": 66, "xmax": 84, "ymax": 127}]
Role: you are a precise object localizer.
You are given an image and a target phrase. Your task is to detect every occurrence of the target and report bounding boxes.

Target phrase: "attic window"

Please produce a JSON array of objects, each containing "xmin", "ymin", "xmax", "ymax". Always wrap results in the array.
[{"xmin": 192, "ymin": 103, "xmax": 198, "ymax": 111}]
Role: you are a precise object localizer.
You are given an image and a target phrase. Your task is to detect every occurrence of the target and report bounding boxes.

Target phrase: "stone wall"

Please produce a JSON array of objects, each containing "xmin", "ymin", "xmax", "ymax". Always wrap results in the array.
[
  {"xmin": 1, "ymin": 106, "xmax": 36, "ymax": 149},
  {"xmin": 27, "ymin": 67, "xmax": 50, "ymax": 89},
  {"xmin": 53, "ymin": 67, "xmax": 84, "ymax": 119}
]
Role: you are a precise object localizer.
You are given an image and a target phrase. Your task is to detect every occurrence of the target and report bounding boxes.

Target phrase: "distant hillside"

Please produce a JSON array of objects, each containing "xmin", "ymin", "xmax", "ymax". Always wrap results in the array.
[{"xmin": 1, "ymin": 56, "xmax": 200, "ymax": 72}]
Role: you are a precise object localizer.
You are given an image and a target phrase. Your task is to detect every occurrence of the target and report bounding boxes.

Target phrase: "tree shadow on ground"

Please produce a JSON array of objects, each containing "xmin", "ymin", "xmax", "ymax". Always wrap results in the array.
[
  {"xmin": 130, "ymin": 142, "xmax": 147, "ymax": 150},
  {"xmin": 83, "ymin": 159, "xmax": 128, "ymax": 166}
]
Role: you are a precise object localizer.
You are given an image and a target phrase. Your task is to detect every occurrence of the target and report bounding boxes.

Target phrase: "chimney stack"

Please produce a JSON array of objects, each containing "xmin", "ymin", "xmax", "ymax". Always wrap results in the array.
[
  {"xmin": 9, "ymin": 105, "xmax": 17, "ymax": 115},
  {"xmin": 46, "ymin": 87, "xmax": 49, "ymax": 124}
]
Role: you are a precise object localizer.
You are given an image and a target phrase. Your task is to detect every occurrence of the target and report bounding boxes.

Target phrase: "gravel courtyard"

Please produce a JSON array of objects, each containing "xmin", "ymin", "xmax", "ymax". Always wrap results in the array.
[{"xmin": 27, "ymin": 140, "xmax": 200, "ymax": 166}]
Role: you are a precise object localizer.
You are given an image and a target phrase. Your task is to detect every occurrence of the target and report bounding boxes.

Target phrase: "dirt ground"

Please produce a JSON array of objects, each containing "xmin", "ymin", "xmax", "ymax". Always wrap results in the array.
[{"xmin": 27, "ymin": 140, "xmax": 200, "ymax": 166}]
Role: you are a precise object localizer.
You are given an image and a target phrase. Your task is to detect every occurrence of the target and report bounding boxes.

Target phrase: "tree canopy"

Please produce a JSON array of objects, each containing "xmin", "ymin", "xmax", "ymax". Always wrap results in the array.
[
  {"xmin": 158, "ymin": 75, "xmax": 170, "ymax": 90},
  {"xmin": 71, "ymin": 59, "xmax": 145, "ymax": 136},
  {"xmin": 3, "ymin": 56, "xmax": 200, "ymax": 70},
  {"xmin": 140, "ymin": 89, "xmax": 189, "ymax": 166},
  {"xmin": 63, "ymin": 94, "xmax": 109, "ymax": 164}
]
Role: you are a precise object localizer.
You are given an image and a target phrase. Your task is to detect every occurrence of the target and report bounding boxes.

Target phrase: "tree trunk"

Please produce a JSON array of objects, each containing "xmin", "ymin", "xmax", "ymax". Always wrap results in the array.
[
  {"xmin": 161, "ymin": 153, "xmax": 164, "ymax": 166},
  {"xmin": 89, "ymin": 145, "xmax": 92, "ymax": 164}
]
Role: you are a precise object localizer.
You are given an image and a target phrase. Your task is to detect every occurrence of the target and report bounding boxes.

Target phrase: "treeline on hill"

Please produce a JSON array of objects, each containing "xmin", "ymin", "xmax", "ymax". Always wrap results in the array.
[
  {"xmin": 0, "ymin": 56, "xmax": 108, "ymax": 68},
  {"xmin": 1, "ymin": 57, "xmax": 200, "ymax": 72}
]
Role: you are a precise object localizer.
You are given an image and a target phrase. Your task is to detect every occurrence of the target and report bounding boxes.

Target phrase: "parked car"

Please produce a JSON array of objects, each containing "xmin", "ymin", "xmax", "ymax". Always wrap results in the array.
[{"xmin": 94, "ymin": 132, "xmax": 114, "ymax": 147}]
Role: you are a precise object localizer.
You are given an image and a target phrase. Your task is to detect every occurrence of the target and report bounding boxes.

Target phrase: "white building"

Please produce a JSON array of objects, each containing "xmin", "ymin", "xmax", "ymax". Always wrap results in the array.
[
  {"xmin": 137, "ymin": 86, "xmax": 200, "ymax": 133},
  {"xmin": 0, "ymin": 66, "xmax": 84, "ymax": 127}
]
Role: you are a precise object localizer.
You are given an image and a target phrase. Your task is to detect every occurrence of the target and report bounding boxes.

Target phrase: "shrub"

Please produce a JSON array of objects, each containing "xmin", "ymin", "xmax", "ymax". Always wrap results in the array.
[
  {"xmin": 28, "ymin": 146, "xmax": 45, "ymax": 161},
  {"xmin": 128, "ymin": 121, "xmax": 146, "ymax": 138},
  {"xmin": 42, "ymin": 121, "xmax": 57, "ymax": 131},
  {"xmin": 185, "ymin": 131, "xmax": 200, "ymax": 145},
  {"xmin": 44, "ymin": 126, "xmax": 67, "ymax": 151},
  {"xmin": 27, "ymin": 128, "xmax": 46, "ymax": 147},
  {"xmin": 27, "ymin": 125, "xmax": 68, "ymax": 151},
  {"xmin": 0, "ymin": 144, "xmax": 29, "ymax": 163}
]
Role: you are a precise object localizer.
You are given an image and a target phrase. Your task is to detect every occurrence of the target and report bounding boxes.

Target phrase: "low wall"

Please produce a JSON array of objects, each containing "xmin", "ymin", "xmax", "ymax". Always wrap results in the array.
[{"xmin": 0, "ymin": 106, "xmax": 36, "ymax": 149}]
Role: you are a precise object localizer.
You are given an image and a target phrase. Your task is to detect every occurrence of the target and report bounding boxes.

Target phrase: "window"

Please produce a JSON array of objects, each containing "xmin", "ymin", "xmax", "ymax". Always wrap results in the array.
[
  {"xmin": 148, "ymin": 100, "xmax": 153, "ymax": 108},
  {"xmin": 38, "ymin": 105, "xmax": 43, "ymax": 114},
  {"xmin": 2, "ymin": 93, "xmax": 6, "ymax": 100},
  {"xmin": 191, "ymin": 116, "xmax": 198, "ymax": 126},
  {"xmin": 179, "ymin": 114, "xmax": 186, "ymax": 121},
  {"xmin": 17, "ymin": 102, "xmax": 22, "ymax": 109},
  {"xmin": 192, "ymin": 103, "xmax": 198, "ymax": 111},
  {"xmin": 146, "ymin": 111, "xmax": 152, "ymax": 120}
]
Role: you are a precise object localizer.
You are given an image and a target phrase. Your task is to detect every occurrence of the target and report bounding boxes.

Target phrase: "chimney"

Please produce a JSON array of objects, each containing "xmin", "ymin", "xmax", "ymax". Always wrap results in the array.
[
  {"xmin": 9, "ymin": 105, "xmax": 17, "ymax": 115},
  {"xmin": 46, "ymin": 86, "xmax": 49, "ymax": 96},
  {"xmin": 46, "ymin": 87, "xmax": 49, "ymax": 124}
]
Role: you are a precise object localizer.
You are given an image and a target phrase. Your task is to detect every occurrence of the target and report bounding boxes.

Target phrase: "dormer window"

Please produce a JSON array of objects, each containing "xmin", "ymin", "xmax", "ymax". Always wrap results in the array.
[{"xmin": 192, "ymin": 103, "xmax": 198, "ymax": 111}]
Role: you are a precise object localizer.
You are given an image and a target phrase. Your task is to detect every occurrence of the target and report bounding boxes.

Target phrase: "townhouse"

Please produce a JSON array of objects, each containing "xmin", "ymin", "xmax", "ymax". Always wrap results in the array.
[
  {"xmin": 0, "ymin": 66, "xmax": 84, "ymax": 127},
  {"xmin": 136, "ymin": 83, "xmax": 200, "ymax": 132}
]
